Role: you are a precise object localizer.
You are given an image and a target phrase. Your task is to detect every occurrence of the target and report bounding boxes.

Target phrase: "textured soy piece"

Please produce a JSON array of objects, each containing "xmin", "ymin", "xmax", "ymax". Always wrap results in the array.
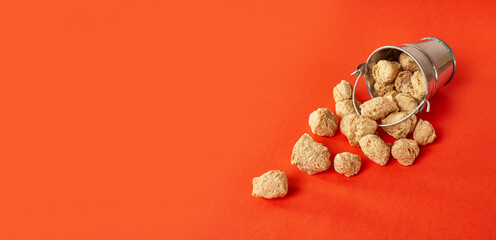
[
  {"xmin": 333, "ymin": 80, "xmax": 353, "ymax": 102},
  {"xmin": 359, "ymin": 135, "xmax": 390, "ymax": 166},
  {"xmin": 381, "ymin": 112, "xmax": 417, "ymax": 139},
  {"xmin": 399, "ymin": 53, "xmax": 420, "ymax": 72},
  {"xmin": 309, "ymin": 108, "xmax": 339, "ymax": 137},
  {"xmin": 335, "ymin": 100, "xmax": 361, "ymax": 118},
  {"xmin": 374, "ymin": 81, "xmax": 395, "ymax": 96},
  {"xmin": 410, "ymin": 70, "xmax": 427, "ymax": 101},
  {"xmin": 291, "ymin": 134, "xmax": 331, "ymax": 175},
  {"xmin": 252, "ymin": 170, "xmax": 288, "ymax": 199},
  {"xmin": 372, "ymin": 60, "xmax": 402, "ymax": 84},
  {"xmin": 394, "ymin": 71, "xmax": 414, "ymax": 94},
  {"xmin": 334, "ymin": 152, "xmax": 361, "ymax": 177},
  {"xmin": 413, "ymin": 119, "xmax": 436, "ymax": 146},
  {"xmin": 394, "ymin": 93, "xmax": 419, "ymax": 113},
  {"xmin": 340, "ymin": 114, "xmax": 378, "ymax": 147},
  {"xmin": 360, "ymin": 97, "xmax": 399, "ymax": 121},
  {"xmin": 391, "ymin": 139, "xmax": 420, "ymax": 166}
]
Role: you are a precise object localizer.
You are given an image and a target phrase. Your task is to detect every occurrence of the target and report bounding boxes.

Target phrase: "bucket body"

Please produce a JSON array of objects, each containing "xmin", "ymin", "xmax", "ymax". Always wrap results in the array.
[{"xmin": 364, "ymin": 37, "xmax": 456, "ymax": 101}]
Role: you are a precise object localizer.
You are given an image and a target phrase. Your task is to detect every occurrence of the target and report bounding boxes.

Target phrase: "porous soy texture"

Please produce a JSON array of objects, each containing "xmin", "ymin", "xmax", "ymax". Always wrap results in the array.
[
  {"xmin": 335, "ymin": 100, "xmax": 361, "ymax": 118},
  {"xmin": 340, "ymin": 114, "xmax": 377, "ymax": 147},
  {"xmin": 399, "ymin": 53, "xmax": 420, "ymax": 72},
  {"xmin": 413, "ymin": 119, "xmax": 436, "ymax": 146},
  {"xmin": 410, "ymin": 70, "xmax": 427, "ymax": 101},
  {"xmin": 394, "ymin": 71, "xmax": 414, "ymax": 94},
  {"xmin": 372, "ymin": 60, "xmax": 401, "ymax": 84},
  {"xmin": 359, "ymin": 135, "xmax": 390, "ymax": 166},
  {"xmin": 291, "ymin": 134, "xmax": 331, "ymax": 175},
  {"xmin": 252, "ymin": 170, "xmax": 288, "ymax": 199},
  {"xmin": 381, "ymin": 112, "xmax": 417, "ymax": 139},
  {"xmin": 334, "ymin": 152, "xmax": 361, "ymax": 177},
  {"xmin": 391, "ymin": 139, "xmax": 420, "ymax": 166},
  {"xmin": 394, "ymin": 93, "xmax": 418, "ymax": 113},
  {"xmin": 309, "ymin": 108, "xmax": 339, "ymax": 137},
  {"xmin": 374, "ymin": 81, "xmax": 395, "ymax": 96},
  {"xmin": 333, "ymin": 80, "xmax": 353, "ymax": 102},
  {"xmin": 360, "ymin": 97, "xmax": 399, "ymax": 121}
]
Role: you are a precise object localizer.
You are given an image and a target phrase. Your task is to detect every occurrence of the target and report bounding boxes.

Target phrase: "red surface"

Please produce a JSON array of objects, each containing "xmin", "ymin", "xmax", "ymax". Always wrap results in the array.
[{"xmin": 1, "ymin": 0, "xmax": 495, "ymax": 239}]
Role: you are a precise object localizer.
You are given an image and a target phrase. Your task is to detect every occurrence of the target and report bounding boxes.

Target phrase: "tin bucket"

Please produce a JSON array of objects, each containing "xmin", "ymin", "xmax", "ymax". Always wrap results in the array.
[{"xmin": 350, "ymin": 37, "xmax": 456, "ymax": 127}]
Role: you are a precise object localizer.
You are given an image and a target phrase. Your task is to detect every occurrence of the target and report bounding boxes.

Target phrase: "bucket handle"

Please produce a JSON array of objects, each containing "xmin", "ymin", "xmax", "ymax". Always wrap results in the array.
[{"xmin": 350, "ymin": 63, "xmax": 430, "ymax": 127}]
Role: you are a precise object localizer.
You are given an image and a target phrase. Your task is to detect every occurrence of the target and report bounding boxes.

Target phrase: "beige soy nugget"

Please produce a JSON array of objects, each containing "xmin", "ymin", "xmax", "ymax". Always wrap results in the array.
[
  {"xmin": 360, "ymin": 97, "xmax": 399, "ymax": 121},
  {"xmin": 392, "ymin": 139, "xmax": 420, "ymax": 166},
  {"xmin": 411, "ymin": 71, "xmax": 427, "ymax": 101},
  {"xmin": 333, "ymin": 80, "xmax": 353, "ymax": 102},
  {"xmin": 394, "ymin": 71, "xmax": 414, "ymax": 94},
  {"xmin": 334, "ymin": 152, "xmax": 361, "ymax": 177},
  {"xmin": 413, "ymin": 119, "xmax": 436, "ymax": 146},
  {"xmin": 372, "ymin": 60, "xmax": 401, "ymax": 84},
  {"xmin": 291, "ymin": 134, "xmax": 331, "ymax": 175},
  {"xmin": 359, "ymin": 135, "xmax": 390, "ymax": 166},
  {"xmin": 381, "ymin": 112, "xmax": 417, "ymax": 139},
  {"xmin": 399, "ymin": 53, "xmax": 420, "ymax": 72},
  {"xmin": 394, "ymin": 93, "xmax": 419, "ymax": 113},
  {"xmin": 335, "ymin": 100, "xmax": 361, "ymax": 118},
  {"xmin": 340, "ymin": 114, "xmax": 378, "ymax": 147},
  {"xmin": 374, "ymin": 81, "xmax": 395, "ymax": 96},
  {"xmin": 252, "ymin": 170, "xmax": 288, "ymax": 199},
  {"xmin": 309, "ymin": 108, "xmax": 339, "ymax": 137}
]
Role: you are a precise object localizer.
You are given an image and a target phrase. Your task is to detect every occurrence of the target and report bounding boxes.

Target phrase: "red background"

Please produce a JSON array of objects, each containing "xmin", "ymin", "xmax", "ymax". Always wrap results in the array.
[{"xmin": 1, "ymin": 0, "xmax": 495, "ymax": 239}]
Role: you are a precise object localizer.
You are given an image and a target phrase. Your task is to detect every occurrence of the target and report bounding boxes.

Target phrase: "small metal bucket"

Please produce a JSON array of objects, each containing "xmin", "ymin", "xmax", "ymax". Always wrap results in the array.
[{"xmin": 351, "ymin": 37, "xmax": 456, "ymax": 127}]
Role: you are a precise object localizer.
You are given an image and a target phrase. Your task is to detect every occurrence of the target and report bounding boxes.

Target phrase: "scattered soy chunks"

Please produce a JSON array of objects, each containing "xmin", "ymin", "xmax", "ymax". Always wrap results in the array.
[
  {"xmin": 410, "ymin": 70, "xmax": 427, "ymax": 101},
  {"xmin": 391, "ymin": 139, "xmax": 420, "ymax": 166},
  {"xmin": 335, "ymin": 100, "xmax": 361, "ymax": 118},
  {"xmin": 381, "ymin": 112, "xmax": 417, "ymax": 139},
  {"xmin": 334, "ymin": 152, "xmax": 361, "ymax": 177},
  {"xmin": 394, "ymin": 93, "xmax": 419, "ymax": 113},
  {"xmin": 399, "ymin": 53, "xmax": 420, "ymax": 72},
  {"xmin": 252, "ymin": 170, "xmax": 288, "ymax": 199},
  {"xmin": 360, "ymin": 97, "xmax": 399, "ymax": 121},
  {"xmin": 374, "ymin": 81, "xmax": 395, "ymax": 96},
  {"xmin": 413, "ymin": 119, "xmax": 436, "ymax": 146},
  {"xmin": 333, "ymin": 80, "xmax": 353, "ymax": 102},
  {"xmin": 394, "ymin": 71, "xmax": 414, "ymax": 94},
  {"xmin": 291, "ymin": 134, "xmax": 331, "ymax": 175},
  {"xmin": 359, "ymin": 135, "xmax": 390, "ymax": 166},
  {"xmin": 340, "ymin": 114, "xmax": 377, "ymax": 147},
  {"xmin": 309, "ymin": 108, "xmax": 339, "ymax": 137},
  {"xmin": 372, "ymin": 60, "xmax": 401, "ymax": 84}
]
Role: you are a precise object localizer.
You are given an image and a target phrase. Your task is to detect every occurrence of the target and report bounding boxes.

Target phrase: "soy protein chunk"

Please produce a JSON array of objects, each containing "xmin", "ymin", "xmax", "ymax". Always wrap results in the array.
[
  {"xmin": 394, "ymin": 71, "xmax": 414, "ymax": 94},
  {"xmin": 309, "ymin": 108, "xmax": 339, "ymax": 137},
  {"xmin": 334, "ymin": 152, "xmax": 361, "ymax": 177},
  {"xmin": 391, "ymin": 139, "xmax": 420, "ymax": 166},
  {"xmin": 411, "ymin": 70, "xmax": 427, "ymax": 101},
  {"xmin": 359, "ymin": 135, "xmax": 390, "ymax": 166},
  {"xmin": 335, "ymin": 100, "xmax": 361, "ymax": 118},
  {"xmin": 374, "ymin": 81, "xmax": 395, "ymax": 96},
  {"xmin": 333, "ymin": 80, "xmax": 353, "ymax": 102},
  {"xmin": 394, "ymin": 93, "xmax": 419, "ymax": 113},
  {"xmin": 381, "ymin": 112, "xmax": 417, "ymax": 139},
  {"xmin": 413, "ymin": 119, "xmax": 437, "ymax": 146},
  {"xmin": 291, "ymin": 134, "xmax": 331, "ymax": 175},
  {"xmin": 340, "ymin": 114, "xmax": 378, "ymax": 147},
  {"xmin": 360, "ymin": 97, "xmax": 399, "ymax": 121},
  {"xmin": 399, "ymin": 53, "xmax": 420, "ymax": 72},
  {"xmin": 384, "ymin": 90, "xmax": 400, "ymax": 98},
  {"xmin": 252, "ymin": 170, "xmax": 288, "ymax": 199},
  {"xmin": 372, "ymin": 60, "xmax": 402, "ymax": 84}
]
